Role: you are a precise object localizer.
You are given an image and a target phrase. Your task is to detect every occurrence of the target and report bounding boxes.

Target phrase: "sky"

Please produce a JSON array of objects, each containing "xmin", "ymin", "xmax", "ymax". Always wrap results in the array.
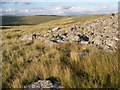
[{"xmin": 0, "ymin": 0, "xmax": 119, "ymax": 16}]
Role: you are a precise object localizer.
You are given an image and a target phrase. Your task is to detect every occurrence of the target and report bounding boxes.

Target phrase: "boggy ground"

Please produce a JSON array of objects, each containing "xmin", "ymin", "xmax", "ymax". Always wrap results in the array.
[{"xmin": 1, "ymin": 14, "xmax": 119, "ymax": 88}]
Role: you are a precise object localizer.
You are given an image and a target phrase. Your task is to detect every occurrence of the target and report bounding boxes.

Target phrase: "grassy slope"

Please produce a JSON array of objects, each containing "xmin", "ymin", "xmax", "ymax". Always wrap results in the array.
[
  {"xmin": 2, "ymin": 15, "xmax": 66, "ymax": 26},
  {"xmin": 2, "ymin": 14, "xmax": 119, "ymax": 88}
]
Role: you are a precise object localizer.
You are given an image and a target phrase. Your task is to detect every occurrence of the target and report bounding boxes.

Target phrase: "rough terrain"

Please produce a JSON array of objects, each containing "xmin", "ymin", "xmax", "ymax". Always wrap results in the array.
[
  {"xmin": 21, "ymin": 13, "xmax": 118, "ymax": 52},
  {"xmin": 2, "ymin": 13, "xmax": 119, "ymax": 88}
]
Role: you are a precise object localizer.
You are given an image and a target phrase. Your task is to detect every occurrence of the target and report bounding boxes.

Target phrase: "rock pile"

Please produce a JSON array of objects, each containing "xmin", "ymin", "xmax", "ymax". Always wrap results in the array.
[
  {"xmin": 20, "ymin": 13, "xmax": 118, "ymax": 51},
  {"xmin": 23, "ymin": 79, "xmax": 64, "ymax": 89}
]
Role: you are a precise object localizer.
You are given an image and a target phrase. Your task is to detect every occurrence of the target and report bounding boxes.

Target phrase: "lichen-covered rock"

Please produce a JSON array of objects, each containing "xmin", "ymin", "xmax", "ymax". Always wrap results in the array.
[{"xmin": 23, "ymin": 80, "xmax": 64, "ymax": 89}]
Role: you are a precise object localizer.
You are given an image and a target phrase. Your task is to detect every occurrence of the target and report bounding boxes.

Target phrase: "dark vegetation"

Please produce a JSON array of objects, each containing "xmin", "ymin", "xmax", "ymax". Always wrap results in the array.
[{"xmin": 2, "ymin": 15, "xmax": 65, "ymax": 26}]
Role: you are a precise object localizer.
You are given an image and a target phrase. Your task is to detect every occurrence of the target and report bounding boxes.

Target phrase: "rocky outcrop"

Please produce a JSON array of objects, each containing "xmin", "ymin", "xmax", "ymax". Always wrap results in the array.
[
  {"xmin": 23, "ymin": 78, "xmax": 64, "ymax": 89},
  {"xmin": 20, "ymin": 13, "xmax": 118, "ymax": 51},
  {"xmin": 24, "ymin": 80, "xmax": 53, "ymax": 88}
]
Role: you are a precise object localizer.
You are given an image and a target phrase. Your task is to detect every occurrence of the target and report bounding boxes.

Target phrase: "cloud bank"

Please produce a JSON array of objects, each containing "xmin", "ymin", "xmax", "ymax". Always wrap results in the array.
[{"xmin": 1, "ymin": 2, "xmax": 118, "ymax": 16}]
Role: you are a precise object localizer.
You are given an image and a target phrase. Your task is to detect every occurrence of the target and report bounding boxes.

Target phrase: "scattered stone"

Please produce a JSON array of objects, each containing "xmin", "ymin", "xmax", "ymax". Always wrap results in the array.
[
  {"xmin": 20, "ymin": 13, "xmax": 118, "ymax": 51},
  {"xmin": 27, "ymin": 57, "xmax": 37, "ymax": 63},
  {"xmin": 80, "ymin": 35, "xmax": 89, "ymax": 41},
  {"xmin": 44, "ymin": 40, "xmax": 57, "ymax": 45},
  {"xmin": 57, "ymin": 36, "xmax": 64, "ymax": 40},
  {"xmin": 63, "ymin": 33, "xmax": 68, "ymax": 36},
  {"xmin": 52, "ymin": 27, "xmax": 61, "ymax": 32},
  {"xmin": 32, "ymin": 34, "xmax": 37, "ymax": 40}
]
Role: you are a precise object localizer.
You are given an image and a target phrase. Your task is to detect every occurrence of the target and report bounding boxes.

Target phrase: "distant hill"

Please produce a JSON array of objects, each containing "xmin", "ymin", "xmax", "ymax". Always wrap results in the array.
[{"xmin": 2, "ymin": 15, "xmax": 66, "ymax": 26}]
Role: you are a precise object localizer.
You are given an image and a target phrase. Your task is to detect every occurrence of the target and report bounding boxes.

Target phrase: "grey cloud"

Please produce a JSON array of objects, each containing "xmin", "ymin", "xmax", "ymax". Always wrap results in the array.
[{"xmin": 62, "ymin": 5, "xmax": 72, "ymax": 10}]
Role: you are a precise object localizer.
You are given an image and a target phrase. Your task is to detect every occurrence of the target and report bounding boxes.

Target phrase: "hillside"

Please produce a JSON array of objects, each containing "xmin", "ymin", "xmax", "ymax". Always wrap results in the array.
[
  {"xmin": 2, "ymin": 15, "xmax": 66, "ymax": 26},
  {"xmin": 2, "ymin": 14, "xmax": 119, "ymax": 88}
]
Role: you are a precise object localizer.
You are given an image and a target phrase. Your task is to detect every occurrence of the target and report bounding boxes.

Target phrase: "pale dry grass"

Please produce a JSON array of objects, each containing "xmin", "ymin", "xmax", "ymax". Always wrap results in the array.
[{"xmin": 2, "ymin": 40, "xmax": 119, "ymax": 88}]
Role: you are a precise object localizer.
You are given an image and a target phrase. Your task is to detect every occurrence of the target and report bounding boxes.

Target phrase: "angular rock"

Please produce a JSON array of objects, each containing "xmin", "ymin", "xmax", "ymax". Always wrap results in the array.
[{"xmin": 80, "ymin": 35, "xmax": 89, "ymax": 41}]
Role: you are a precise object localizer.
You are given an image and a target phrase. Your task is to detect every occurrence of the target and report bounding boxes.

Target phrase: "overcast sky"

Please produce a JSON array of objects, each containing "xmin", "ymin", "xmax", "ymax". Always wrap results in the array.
[{"xmin": 0, "ymin": 0, "xmax": 119, "ymax": 16}]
